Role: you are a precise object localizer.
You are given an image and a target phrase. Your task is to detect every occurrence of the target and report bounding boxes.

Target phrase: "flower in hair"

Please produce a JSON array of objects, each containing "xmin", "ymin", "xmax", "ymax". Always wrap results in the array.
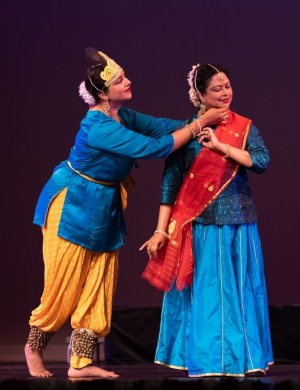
[
  {"xmin": 187, "ymin": 64, "xmax": 201, "ymax": 108},
  {"xmin": 79, "ymin": 81, "xmax": 96, "ymax": 106}
]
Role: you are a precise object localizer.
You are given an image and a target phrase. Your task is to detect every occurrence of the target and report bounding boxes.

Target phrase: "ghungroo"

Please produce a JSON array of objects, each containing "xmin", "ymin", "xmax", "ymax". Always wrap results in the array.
[
  {"xmin": 70, "ymin": 328, "xmax": 97, "ymax": 360},
  {"xmin": 27, "ymin": 326, "xmax": 53, "ymax": 351}
]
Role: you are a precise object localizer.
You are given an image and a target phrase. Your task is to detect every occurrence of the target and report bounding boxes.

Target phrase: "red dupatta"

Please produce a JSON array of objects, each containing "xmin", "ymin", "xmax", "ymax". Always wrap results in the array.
[{"xmin": 142, "ymin": 111, "xmax": 251, "ymax": 291}]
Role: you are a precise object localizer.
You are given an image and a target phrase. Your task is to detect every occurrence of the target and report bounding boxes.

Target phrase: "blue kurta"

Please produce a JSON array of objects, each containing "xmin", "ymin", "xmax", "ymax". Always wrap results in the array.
[{"xmin": 34, "ymin": 108, "xmax": 183, "ymax": 252}]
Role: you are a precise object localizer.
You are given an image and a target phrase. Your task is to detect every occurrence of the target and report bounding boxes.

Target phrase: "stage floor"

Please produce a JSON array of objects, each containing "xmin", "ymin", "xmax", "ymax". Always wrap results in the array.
[{"xmin": 0, "ymin": 363, "xmax": 300, "ymax": 389}]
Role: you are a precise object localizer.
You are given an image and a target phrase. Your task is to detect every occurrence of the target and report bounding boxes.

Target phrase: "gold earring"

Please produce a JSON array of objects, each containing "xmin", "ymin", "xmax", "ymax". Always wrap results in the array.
[
  {"xmin": 103, "ymin": 98, "xmax": 110, "ymax": 114},
  {"xmin": 199, "ymin": 102, "xmax": 207, "ymax": 115}
]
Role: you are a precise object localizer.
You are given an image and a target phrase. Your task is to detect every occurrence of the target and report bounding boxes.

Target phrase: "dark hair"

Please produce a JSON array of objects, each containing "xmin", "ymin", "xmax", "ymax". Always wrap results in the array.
[
  {"xmin": 84, "ymin": 63, "xmax": 108, "ymax": 104},
  {"xmin": 195, "ymin": 64, "xmax": 230, "ymax": 95}
]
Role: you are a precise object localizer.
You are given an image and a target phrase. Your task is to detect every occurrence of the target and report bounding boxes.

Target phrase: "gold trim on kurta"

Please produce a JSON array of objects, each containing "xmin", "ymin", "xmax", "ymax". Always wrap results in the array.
[{"xmin": 67, "ymin": 161, "xmax": 117, "ymax": 186}]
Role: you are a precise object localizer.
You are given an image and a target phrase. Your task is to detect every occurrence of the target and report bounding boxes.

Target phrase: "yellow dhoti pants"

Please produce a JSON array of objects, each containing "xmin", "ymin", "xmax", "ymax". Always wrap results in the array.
[{"xmin": 29, "ymin": 189, "xmax": 119, "ymax": 368}]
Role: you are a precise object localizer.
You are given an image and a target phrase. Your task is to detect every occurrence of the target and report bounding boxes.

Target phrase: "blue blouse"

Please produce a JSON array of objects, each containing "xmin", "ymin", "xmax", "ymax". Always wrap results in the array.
[
  {"xmin": 34, "ymin": 108, "xmax": 184, "ymax": 252},
  {"xmin": 160, "ymin": 123, "xmax": 270, "ymax": 225}
]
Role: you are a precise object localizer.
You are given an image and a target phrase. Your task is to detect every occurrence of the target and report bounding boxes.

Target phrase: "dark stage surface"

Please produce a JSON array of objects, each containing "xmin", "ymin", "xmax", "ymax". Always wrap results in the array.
[{"xmin": 1, "ymin": 363, "xmax": 300, "ymax": 390}]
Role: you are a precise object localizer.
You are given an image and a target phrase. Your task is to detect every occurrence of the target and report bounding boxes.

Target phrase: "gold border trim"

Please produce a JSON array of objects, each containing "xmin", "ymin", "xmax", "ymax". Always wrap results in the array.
[
  {"xmin": 155, "ymin": 360, "xmax": 274, "ymax": 377},
  {"xmin": 189, "ymin": 372, "xmax": 245, "ymax": 378},
  {"xmin": 155, "ymin": 360, "xmax": 187, "ymax": 370}
]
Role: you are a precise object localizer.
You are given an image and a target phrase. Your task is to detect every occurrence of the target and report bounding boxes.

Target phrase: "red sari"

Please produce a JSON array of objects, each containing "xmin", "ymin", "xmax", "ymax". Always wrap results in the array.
[{"xmin": 142, "ymin": 111, "xmax": 251, "ymax": 291}]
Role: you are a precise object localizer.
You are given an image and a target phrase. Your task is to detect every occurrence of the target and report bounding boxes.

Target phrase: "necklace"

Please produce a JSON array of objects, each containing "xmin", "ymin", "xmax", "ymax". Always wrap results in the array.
[
  {"xmin": 92, "ymin": 106, "xmax": 122, "ymax": 124},
  {"xmin": 107, "ymin": 111, "xmax": 122, "ymax": 124}
]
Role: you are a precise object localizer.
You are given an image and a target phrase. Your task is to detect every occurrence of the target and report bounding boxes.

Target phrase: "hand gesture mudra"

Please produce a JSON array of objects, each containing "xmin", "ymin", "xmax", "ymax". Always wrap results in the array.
[
  {"xmin": 139, "ymin": 231, "xmax": 168, "ymax": 259},
  {"xmin": 198, "ymin": 127, "xmax": 220, "ymax": 151}
]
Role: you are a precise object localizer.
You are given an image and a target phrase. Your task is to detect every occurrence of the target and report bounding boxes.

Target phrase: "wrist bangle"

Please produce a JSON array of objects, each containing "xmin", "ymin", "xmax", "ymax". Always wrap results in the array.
[
  {"xmin": 194, "ymin": 119, "xmax": 202, "ymax": 134},
  {"xmin": 154, "ymin": 229, "xmax": 169, "ymax": 239},
  {"xmin": 224, "ymin": 144, "xmax": 231, "ymax": 158},
  {"xmin": 185, "ymin": 124, "xmax": 196, "ymax": 138}
]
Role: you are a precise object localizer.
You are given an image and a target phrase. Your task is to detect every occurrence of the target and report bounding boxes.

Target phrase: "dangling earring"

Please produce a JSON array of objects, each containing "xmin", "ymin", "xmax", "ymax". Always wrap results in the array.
[
  {"xmin": 196, "ymin": 90, "xmax": 207, "ymax": 116},
  {"xmin": 103, "ymin": 98, "xmax": 110, "ymax": 114},
  {"xmin": 198, "ymin": 102, "xmax": 207, "ymax": 116},
  {"xmin": 99, "ymin": 90, "xmax": 110, "ymax": 114}
]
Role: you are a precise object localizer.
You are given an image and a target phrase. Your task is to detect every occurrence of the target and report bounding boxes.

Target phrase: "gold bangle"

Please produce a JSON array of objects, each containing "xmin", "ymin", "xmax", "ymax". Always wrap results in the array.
[
  {"xmin": 194, "ymin": 119, "xmax": 202, "ymax": 134},
  {"xmin": 185, "ymin": 124, "xmax": 196, "ymax": 138},
  {"xmin": 224, "ymin": 144, "xmax": 231, "ymax": 158},
  {"xmin": 154, "ymin": 229, "xmax": 169, "ymax": 239}
]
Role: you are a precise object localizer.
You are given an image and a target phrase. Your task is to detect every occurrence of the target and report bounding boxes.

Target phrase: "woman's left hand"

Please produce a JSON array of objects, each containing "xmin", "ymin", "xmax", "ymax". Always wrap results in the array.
[
  {"xmin": 139, "ymin": 232, "xmax": 167, "ymax": 259},
  {"xmin": 198, "ymin": 127, "xmax": 220, "ymax": 151}
]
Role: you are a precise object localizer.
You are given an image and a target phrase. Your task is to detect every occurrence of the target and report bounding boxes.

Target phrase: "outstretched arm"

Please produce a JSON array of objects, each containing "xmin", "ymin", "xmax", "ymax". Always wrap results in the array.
[
  {"xmin": 87, "ymin": 113, "xmax": 205, "ymax": 159},
  {"xmin": 139, "ymin": 142, "xmax": 186, "ymax": 258},
  {"xmin": 139, "ymin": 204, "xmax": 172, "ymax": 258},
  {"xmin": 119, "ymin": 106, "xmax": 230, "ymax": 137}
]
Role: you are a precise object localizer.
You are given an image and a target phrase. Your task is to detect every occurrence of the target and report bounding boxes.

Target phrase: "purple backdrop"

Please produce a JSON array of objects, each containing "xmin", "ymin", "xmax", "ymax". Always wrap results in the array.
[{"xmin": 1, "ymin": 0, "xmax": 300, "ymax": 346}]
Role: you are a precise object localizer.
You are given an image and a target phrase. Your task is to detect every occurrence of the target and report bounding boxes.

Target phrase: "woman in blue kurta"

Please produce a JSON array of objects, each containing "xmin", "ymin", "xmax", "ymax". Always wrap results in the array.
[
  {"xmin": 142, "ymin": 64, "xmax": 273, "ymax": 377},
  {"xmin": 24, "ymin": 49, "xmax": 224, "ymax": 379}
]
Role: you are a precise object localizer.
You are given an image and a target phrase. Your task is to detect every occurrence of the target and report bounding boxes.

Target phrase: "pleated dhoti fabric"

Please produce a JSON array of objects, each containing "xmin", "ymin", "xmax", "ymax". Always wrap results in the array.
[{"xmin": 29, "ymin": 188, "xmax": 118, "ymax": 368}]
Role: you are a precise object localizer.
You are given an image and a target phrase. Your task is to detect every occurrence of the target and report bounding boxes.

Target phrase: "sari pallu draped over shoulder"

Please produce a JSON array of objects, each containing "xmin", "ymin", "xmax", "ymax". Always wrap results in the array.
[{"xmin": 142, "ymin": 111, "xmax": 251, "ymax": 292}]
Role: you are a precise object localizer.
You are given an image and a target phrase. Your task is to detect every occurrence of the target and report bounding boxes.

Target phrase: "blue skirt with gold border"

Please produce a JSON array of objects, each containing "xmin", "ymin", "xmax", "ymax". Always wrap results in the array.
[{"xmin": 155, "ymin": 223, "xmax": 274, "ymax": 377}]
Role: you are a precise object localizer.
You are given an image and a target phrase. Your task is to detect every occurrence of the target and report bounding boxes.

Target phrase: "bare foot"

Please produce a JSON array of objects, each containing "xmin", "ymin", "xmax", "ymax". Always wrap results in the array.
[
  {"xmin": 24, "ymin": 343, "xmax": 53, "ymax": 378},
  {"xmin": 68, "ymin": 365, "xmax": 119, "ymax": 379}
]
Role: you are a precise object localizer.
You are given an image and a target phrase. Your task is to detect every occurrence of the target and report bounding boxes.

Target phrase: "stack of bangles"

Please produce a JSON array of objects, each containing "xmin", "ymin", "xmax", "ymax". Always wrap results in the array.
[
  {"xmin": 185, "ymin": 119, "xmax": 202, "ymax": 138},
  {"xmin": 154, "ymin": 229, "xmax": 169, "ymax": 239},
  {"xmin": 224, "ymin": 143, "xmax": 231, "ymax": 158}
]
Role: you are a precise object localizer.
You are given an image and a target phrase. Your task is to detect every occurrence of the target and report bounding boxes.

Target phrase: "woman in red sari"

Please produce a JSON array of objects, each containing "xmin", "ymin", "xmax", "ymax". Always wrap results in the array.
[{"xmin": 141, "ymin": 63, "xmax": 273, "ymax": 377}]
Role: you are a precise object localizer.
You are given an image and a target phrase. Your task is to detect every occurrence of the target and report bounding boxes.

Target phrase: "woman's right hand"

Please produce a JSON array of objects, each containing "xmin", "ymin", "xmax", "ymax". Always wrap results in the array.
[
  {"xmin": 200, "ymin": 107, "xmax": 229, "ymax": 127},
  {"xmin": 139, "ymin": 232, "xmax": 167, "ymax": 259}
]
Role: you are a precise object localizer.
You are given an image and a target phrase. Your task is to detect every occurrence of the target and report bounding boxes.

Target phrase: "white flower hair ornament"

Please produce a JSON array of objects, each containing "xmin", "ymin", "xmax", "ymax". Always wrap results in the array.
[
  {"xmin": 79, "ymin": 81, "xmax": 96, "ymax": 107},
  {"xmin": 187, "ymin": 64, "xmax": 202, "ymax": 108}
]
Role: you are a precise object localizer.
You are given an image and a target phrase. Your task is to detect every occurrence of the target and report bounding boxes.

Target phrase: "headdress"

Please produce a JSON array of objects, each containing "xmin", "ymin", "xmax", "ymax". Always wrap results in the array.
[
  {"xmin": 187, "ymin": 63, "xmax": 224, "ymax": 108},
  {"xmin": 85, "ymin": 47, "xmax": 123, "ymax": 88},
  {"xmin": 79, "ymin": 47, "xmax": 123, "ymax": 106}
]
